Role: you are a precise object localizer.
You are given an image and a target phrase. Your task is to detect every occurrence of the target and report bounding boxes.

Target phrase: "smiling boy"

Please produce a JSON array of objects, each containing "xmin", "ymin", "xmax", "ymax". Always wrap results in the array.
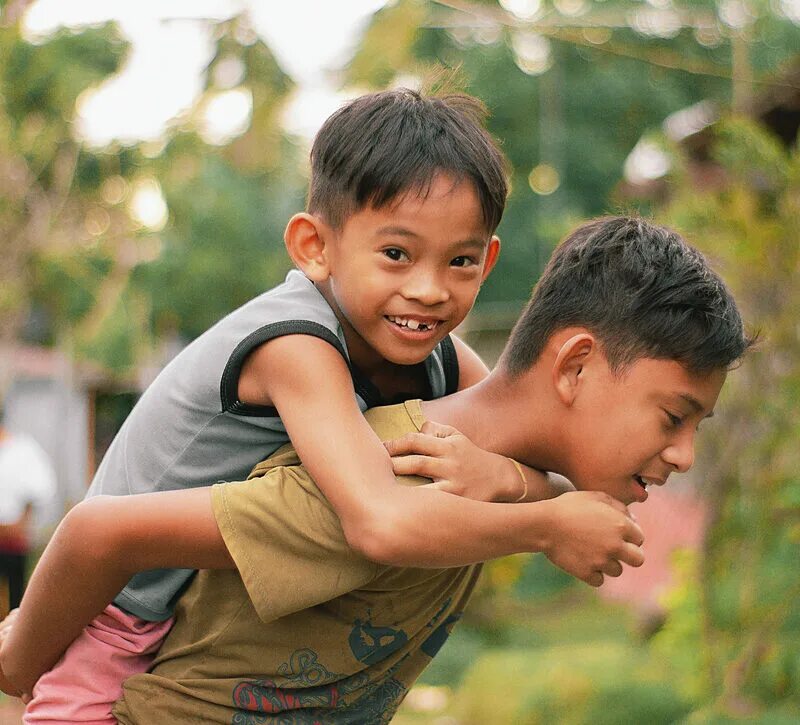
[
  {"xmin": 0, "ymin": 90, "xmax": 648, "ymax": 723},
  {"xmin": 2, "ymin": 215, "xmax": 751, "ymax": 723}
]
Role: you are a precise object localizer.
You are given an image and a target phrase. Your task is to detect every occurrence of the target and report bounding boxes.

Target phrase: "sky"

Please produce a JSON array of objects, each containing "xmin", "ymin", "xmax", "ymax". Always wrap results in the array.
[{"xmin": 22, "ymin": 0, "xmax": 388, "ymax": 145}]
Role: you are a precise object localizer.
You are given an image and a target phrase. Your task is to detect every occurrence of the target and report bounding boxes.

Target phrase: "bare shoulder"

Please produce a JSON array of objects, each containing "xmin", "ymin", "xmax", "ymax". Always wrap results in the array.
[
  {"xmin": 238, "ymin": 334, "xmax": 352, "ymax": 406},
  {"xmin": 451, "ymin": 334, "xmax": 490, "ymax": 390}
]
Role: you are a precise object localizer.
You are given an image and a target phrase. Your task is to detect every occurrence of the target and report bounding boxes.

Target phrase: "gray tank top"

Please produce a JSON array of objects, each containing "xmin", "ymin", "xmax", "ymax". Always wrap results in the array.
[{"xmin": 87, "ymin": 270, "xmax": 459, "ymax": 620}]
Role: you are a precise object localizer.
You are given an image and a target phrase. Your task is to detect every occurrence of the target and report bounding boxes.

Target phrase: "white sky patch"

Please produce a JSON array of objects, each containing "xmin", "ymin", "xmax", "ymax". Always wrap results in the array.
[
  {"xmin": 624, "ymin": 139, "xmax": 671, "ymax": 184},
  {"xmin": 663, "ymin": 101, "xmax": 717, "ymax": 142},
  {"xmin": 76, "ymin": 18, "xmax": 215, "ymax": 146},
  {"xmin": 200, "ymin": 87, "xmax": 253, "ymax": 145},
  {"xmin": 282, "ymin": 83, "xmax": 363, "ymax": 141},
  {"xmin": 247, "ymin": 0, "xmax": 386, "ymax": 85},
  {"xmin": 23, "ymin": 0, "xmax": 388, "ymax": 145},
  {"xmin": 499, "ymin": 0, "xmax": 542, "ymax": 21},
  {"xmin": 130, "ymin": 179, "xmax": 168, "ymax": 230},
  {"xmin": 780, "ymin": 0, "xmax": 800, "ymax": 23}
]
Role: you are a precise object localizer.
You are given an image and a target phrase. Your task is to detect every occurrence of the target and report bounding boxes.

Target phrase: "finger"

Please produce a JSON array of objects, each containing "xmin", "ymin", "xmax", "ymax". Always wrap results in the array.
[
  {"xmin": 420, "ymin": 481, "xmax": 461, "ymax": 496},
  {"xmin": 420, "ymin": 421, "xmax": 460, "ymax": 438},
  {"xmin": 602, "ymin": 559, "xmax": 624, "ymax": 578},
  {"xmin": 390, "ymin": 454, "xmax": 446, "ymax": 480},
  {"xmin": 585, "ymin": 571, "xmax": 604, "ymax": 587},
  {"xmin": 602, "ymin": 495, "xmax": 631, "ymax": 517},
  {"xmin": 623, "ymin": 521, "xmax": 645, "ymax": 547},
  {"xmin": 384, "ymin": 432, "xmax": 448, "ymax": 458},
  {"xmin": 615, "ymin": 542, "xmax": 645, "ymax": 568}
]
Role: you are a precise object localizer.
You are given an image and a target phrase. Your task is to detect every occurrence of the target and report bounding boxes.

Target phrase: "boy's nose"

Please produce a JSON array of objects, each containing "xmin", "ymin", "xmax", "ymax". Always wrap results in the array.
[
  {"xmin": 401, "ymin": 273, "xmax": 450, "ymax": 305},
  {"xmin": 662, "ymin": 432, "xmax": 695, "ymax": 473}
]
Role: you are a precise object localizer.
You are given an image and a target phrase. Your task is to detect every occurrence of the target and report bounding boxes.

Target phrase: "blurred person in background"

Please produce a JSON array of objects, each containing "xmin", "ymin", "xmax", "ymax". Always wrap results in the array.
[{"xmin": 0, "ymin": 404, "xmax": 57, "ymax": 611}]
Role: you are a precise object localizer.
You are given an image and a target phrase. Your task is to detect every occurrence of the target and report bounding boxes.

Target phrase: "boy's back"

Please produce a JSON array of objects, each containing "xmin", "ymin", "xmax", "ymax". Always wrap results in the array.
[
  {"xmin": 90, "ymin": 270, "xmax": 458, "ymax": 620},
  {"xmin": 114, "ymin": 402, "xmax": 479, "ymax": 725}
]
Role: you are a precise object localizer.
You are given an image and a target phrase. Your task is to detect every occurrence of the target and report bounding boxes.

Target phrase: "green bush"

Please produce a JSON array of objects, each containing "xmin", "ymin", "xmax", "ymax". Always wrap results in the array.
[{"xmin": 453, "ymin": 641, "xmax": 691, "ymax": 725}]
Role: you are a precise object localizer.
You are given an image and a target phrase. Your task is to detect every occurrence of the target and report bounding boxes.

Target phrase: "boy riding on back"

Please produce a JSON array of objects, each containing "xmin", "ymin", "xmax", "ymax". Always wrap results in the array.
[
  {"xmin": 0, "ymin": 91, "xmax": 642, "ymax": 722},
  {"xmin": 2, "ymin": 216, "xmax": 751, "ymax": 724}
]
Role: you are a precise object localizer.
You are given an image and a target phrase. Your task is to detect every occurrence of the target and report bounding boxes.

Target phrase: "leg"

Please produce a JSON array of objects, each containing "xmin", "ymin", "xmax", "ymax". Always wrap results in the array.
[{"xmin": 24, "ymin": 604, "xmax": 173, "ymax": 725}]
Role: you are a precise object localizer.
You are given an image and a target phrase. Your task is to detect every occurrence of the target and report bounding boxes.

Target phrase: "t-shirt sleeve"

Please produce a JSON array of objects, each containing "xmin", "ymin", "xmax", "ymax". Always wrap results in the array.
[{"xmin": 210, "ymin": 469, "xmax": 380, "ymax": 624}]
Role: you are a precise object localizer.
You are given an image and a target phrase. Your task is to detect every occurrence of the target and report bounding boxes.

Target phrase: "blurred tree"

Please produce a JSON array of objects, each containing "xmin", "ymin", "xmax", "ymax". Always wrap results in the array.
[
  {"xmin": 0, "ymin": 1, "xmax": 127, "ymax": 380},
  {"xmin": 346, "ymin": 0, "xmax": 800, "ymax": 309},
  {"xmin": 649, "ymin": 117, "xmax": 800, "ymax": 720},
  {"xmin": 1, "ymin": 7, "xmax": 305, "ymax": 375}
]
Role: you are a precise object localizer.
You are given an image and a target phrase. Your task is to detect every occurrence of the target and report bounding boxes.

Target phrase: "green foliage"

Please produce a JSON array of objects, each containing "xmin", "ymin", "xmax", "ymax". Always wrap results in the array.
[
  {"xmin": 0, "ymin": 11, "xmax": 305, "ymax": 375},
  {"xmin": 346, "ymin": 0, "xmax": 427, "ymax": 89},
  {"xmin": 0, "ymin": 16, "xmax": 129, "ymax": 351},
  {"xmin": 453, "ymin": 642, "xmax": 692, "ymax": 724},
  {"xmin": 140, "ymin": 140, "xmax": 304, "ymax": 340},
  {"xmin": 649, "ymin": 117, "xmax": 800, "ymax": 717},
  {"xmin": 346, "ymin": 0, "xmax": 797, "ymax": 306}
]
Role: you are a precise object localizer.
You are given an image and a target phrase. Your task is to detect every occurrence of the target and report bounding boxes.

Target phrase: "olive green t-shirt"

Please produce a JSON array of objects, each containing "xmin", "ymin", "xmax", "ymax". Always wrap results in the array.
[{"xmin": 114, "ymin": 400, "xmax": 482, "ymax": 725}]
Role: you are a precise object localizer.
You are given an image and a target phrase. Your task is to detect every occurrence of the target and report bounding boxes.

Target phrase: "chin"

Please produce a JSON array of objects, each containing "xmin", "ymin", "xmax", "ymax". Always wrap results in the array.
[{"xmin": 383, "ymin": 343, "xmax": 441, "ymax": 366}]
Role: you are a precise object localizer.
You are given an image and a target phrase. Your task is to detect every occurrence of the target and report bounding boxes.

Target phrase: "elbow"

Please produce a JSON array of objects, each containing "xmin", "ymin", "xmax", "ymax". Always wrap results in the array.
[
  {"xmin": 341, "ymin": 507, "xmax": 413, "ymax": 567},
  {"xmin": 1, "ymin": 648, "xmax": 26, "ymax": 699},
  {"xmin": 56, "ymin": 496, "xmax": 126, "ymax": 570}
]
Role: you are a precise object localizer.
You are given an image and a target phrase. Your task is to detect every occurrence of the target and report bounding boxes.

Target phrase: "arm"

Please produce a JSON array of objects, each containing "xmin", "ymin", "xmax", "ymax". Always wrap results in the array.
[
  {"xmin": 389, "ymin": 334, "xmax": 569, "ymax": 503},
  {"xmin": 239, "ymin": 336, "xmax": 632, "ymax": 569},
  {"xmin": 0, "ymin": 488, "xmax": 233, "ymax": 697},
  {"xmin": 385, "ymin": 420, "xmax": 574, "ymax": 502}
]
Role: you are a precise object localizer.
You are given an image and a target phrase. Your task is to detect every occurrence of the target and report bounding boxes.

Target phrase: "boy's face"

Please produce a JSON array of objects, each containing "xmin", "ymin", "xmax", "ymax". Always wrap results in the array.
[
  {"xmin": 320, "ymin": 174, "xmax": 499, "ymax": 368},
  {"xmin": 563, "ymin": 355, "xmax": 726, "ymax": 505}
]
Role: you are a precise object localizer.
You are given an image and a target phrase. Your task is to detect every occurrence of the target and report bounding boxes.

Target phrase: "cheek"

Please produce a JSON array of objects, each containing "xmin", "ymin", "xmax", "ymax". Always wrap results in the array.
[{"xmin": 452, "ymin": 276, "xmax": 483, "ymax": 305}]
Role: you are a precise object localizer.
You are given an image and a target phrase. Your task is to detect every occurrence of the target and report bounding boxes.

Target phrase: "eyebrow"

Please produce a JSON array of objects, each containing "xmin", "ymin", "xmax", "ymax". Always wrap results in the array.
[
  {"xmin": 679, "ymin": 393, "xmax": 715, "ymax": 418},
  {"xmin": 375, "ymin": 226, "xmax": 488, "ymax": 247}
]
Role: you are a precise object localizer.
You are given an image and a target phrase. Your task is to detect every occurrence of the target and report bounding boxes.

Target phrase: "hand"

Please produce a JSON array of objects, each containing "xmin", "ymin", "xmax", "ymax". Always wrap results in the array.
[
  {"xmin": 385, "ymin": 421, "xmax": 533, "ymax": 502},
  {"xmin": 539, "ymin": 491, "xmax": 645, "ymax": 587}
]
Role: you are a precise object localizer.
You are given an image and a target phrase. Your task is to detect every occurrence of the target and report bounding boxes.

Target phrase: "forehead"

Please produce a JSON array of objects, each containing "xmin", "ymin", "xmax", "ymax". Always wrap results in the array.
[
  {"xmin": 620, "ymin": 358, "xmax": 727, "ymax": 413},
  {"xmin": 343, "ymin": 173, "xmax": 489, "ymax": 238}
]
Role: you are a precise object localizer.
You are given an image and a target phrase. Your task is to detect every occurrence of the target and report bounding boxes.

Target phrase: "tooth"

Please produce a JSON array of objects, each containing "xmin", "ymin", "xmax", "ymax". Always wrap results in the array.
[{"xmin": 407, "ymin": 320, "xmax": 420, "ymax": 330}]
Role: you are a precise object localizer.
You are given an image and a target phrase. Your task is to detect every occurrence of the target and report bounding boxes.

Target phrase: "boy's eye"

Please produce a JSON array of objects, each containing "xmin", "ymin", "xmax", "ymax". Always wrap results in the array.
[
  {"xmin": 383, "ymin": 248, "xmax": 408, "ymax": 262},
  {"xmin": 665, "ymin": 411, "xmax": 684, "ymax": 429},
  {"xmin": 451, "ymin": 255, "xmax": 478, "ymax": 268}
]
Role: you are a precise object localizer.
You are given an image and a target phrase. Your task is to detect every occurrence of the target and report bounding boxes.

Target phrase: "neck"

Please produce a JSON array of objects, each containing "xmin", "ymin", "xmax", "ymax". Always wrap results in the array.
[{"xmin": 419, "ymin": 368, "xmax": 567, "ymax": 474}]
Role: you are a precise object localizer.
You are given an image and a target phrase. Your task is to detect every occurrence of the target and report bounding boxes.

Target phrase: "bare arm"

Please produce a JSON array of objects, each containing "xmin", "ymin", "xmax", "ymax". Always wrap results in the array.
[
  {"xmin": 387, "ymin": 335, "xmax": 571, "ymax": 503},
  {"xmin": 0, "ymin": 488, "xmax": 232, "ymax": 697},
  {"xmin": 240, "ymin": 336, "xmax": 603, "ymax": 567}
]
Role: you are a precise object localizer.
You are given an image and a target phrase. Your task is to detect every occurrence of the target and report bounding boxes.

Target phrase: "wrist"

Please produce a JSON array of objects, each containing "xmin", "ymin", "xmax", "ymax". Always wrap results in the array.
[
  {"xmin": 522, "ymin": 497, "xmax": 556, "ymax": 554},
  {"xmin": 506, "ymin": 458, "xmax": 528, "ymax": 503}
]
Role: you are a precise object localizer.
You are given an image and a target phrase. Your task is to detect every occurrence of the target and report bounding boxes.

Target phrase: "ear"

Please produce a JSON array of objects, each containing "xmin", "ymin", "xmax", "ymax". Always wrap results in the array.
[
  {"xmin": 284, "ymin": 213, "xmax": 332, "ymax": 282},
  {"xmin": 552, "ymin": 333, "xmax": 596, "ymax": 406},
  {"xmin": 481, "ymin": 236, "xmax": 501, "ymax": 282}
]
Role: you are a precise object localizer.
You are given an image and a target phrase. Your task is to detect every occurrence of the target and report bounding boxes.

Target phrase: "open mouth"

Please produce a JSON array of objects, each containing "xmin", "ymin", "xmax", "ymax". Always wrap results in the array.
[{"xmin": 386, "ymin": 315, "xmax": 439, "ymax": 332}]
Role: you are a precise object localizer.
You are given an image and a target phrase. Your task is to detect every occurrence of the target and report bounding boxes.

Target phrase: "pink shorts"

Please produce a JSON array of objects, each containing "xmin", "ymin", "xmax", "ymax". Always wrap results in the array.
[{"xmin": 24, "ymin": 604, "xmax": 172, "ymax": 725}]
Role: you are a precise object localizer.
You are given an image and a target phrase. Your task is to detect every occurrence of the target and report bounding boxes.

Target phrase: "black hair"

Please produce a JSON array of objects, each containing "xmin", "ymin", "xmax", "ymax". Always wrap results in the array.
[
  {"xmin": 308, "ymin": 88, "xmax": 508, "ymax": 233},
  {"xmin": 502, "ymin": 216, "xmax": 754, "ymax": 376}
]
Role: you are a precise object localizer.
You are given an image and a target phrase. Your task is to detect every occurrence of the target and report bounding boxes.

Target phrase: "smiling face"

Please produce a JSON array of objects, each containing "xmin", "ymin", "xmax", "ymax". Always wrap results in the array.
[
  {"xmin": 562, "ymin": 353, "xmax": 726, "ymax": 506},
  {"xmin": 317, "ymin": 173, "xmax": 499, "ymax": 370}
]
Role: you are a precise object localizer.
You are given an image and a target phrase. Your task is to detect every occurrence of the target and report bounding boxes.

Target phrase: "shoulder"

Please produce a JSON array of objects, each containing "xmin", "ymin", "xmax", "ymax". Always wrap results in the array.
[{"xmin": 450, "ymin": 335, "xmax": 490, "ymax": 390}]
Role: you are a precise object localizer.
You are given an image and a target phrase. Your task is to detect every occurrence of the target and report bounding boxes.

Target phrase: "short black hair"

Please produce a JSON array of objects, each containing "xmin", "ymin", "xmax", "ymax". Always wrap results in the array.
[
  {"xmin": 308, "ymin": 88, "xmax": 508, "ymax": 233},
  {"xmin": 502, "ymin": 216, "xmax": 754, "ymax": 376}
]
